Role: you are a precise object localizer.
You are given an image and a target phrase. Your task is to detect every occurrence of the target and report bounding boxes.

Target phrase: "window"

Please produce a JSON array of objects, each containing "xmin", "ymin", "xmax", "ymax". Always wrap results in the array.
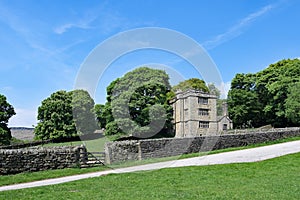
[
  {"xmin": 199, "ymin": 121, "xmax": 209, "ymax": 128},
  {"xmin": 198, "ymin": 109, "xmax": 209, "ymax": 116},
  {"xmin": 198, "ymin": 97, "xmax": 208, "ymax": 105},
  {"xmin": 223, "ymin": 124, "xmax": 228, "ymax": 130}
]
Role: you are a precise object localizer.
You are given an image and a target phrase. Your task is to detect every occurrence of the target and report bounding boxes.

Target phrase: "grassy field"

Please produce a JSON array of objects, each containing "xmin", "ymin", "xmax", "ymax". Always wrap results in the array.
[
  {"xmin": 1, "ymin": 152, "xmax": 299, "ymax": 199},
  {"xmin": 41, "ymin": 137, "xmax": 109, "ymax": 152},
  {"xmin": 0, "ymin": 166, "xmax": 109, "ymax": 187}
]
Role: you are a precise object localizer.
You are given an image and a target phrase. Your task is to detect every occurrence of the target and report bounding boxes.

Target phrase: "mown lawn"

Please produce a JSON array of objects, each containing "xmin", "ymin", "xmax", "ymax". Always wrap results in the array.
[
  {"xmin": 1, "ymin": 152, "xmax": 299, "ymax": 199},
  {"xmin": 0, "ymin": 166, "xmax": 109, "ymax": 187},
  {"xmin": 41, "ymin": 137, "xmax": 109, "ymax": 152}
]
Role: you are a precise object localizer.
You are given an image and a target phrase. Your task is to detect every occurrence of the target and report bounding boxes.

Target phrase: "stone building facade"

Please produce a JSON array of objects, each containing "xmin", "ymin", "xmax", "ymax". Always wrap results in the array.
[{"xmin": 172, "ymin": 89, "xmax": 233, "ymax": 137}]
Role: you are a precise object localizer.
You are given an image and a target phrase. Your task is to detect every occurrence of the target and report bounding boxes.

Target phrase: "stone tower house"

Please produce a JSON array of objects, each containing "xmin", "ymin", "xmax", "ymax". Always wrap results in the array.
[{"xmin": 172, "ymin": 89, "xmax": 232, "ymax": 137}]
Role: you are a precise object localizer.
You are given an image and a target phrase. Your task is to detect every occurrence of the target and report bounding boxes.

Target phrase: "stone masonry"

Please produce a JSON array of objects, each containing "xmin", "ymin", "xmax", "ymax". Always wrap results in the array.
[
  {"xmin": 172, "ymin": 89, "xmax": 233, "ymax": 137},
  {"xmin": 0, "ymin": 146, "xmax": 87, "ymax": 175},
  {"xmin": 104, "ymin": 128, "xmax": 300, "ymax": 164}
]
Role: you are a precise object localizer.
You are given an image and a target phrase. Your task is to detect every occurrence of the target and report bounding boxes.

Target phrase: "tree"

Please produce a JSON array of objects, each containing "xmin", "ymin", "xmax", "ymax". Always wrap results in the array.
[
  {"xmin": 34, "ymin": 89, "xmax": 97, "ymax": 140},
  {"xmin": 285, "ymin": 81, "xmax": 300, "ymax": 124},
  {"xmin": 94, "ymin": 104, "xmax": 106, "ymax": 129},
  {"xmin": 70, "ymin": 89, "xmax": 98, "ymax": 135},
  {"xmin": 103, "ymin": 67, "xmax": 174, "ymax": 140},
  {"xmin": 207, "ymin": 83, "xmax": 220, "ymax": 98},
  {"xmin": 227, "ymin": 73, "xmax": 263, "ymax": 128},
  {"xmin": 172, "ymin": 78, "xmax": 209, "ymax": 93},
  {"xmin": 228, "ymin": 59, "xmax": 300, "ymax": 128},
  {"xmin": 256, "ymin": 59, "xmax": 300, "ymax": 127},
  {"xmin": 0, "ymin": 94, "xmax": 16, "ymax": 145},
  {"xmin": 207, "ymin": 83, "xmax": 226, "ymax": 116},
  {"xmin": 34, "ymin": 90, "xmax": 76, "ymax": 140}
]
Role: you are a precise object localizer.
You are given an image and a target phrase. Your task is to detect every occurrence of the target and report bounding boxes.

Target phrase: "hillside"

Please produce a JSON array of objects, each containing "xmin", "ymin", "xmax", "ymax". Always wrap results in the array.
[{"xmin": 10, "ymin": 127, "xmax": 34, "ymax": 141}]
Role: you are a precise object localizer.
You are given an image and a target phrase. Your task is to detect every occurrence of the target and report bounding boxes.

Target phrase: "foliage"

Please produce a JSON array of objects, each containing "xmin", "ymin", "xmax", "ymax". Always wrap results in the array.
[
  {"xmin": 102, "ymin": 67, "xmax": 174, "ymax": 140},
  {"xmin": 70, "ymin": 90, "xmax": 98, "ymax": 135},
  {"xmin": 207, "ymin": 83, "xmax": 220, "ymax": 98},
  {"xmin": 228, "ymin": 73, "xmax": 263, "ymax": 128},
  {"xmin": 172, "ymin": 78, "xmax": 209, "ymax": 93},
  {"xmin": 228, "ymin": 59, "xmax": 300, "ymax": 128},
  {"xmin": 0, "ymin": 94, "xmax": 15, "ymax": 145},
  {"xmin": 94, "ymin": 104, "xmax": 106, "ymax": 129},
  {"xmin": 207, "ymin": 83, "xmax": 227, "ymax": 116},
  {"xmin": 285, "ymin": 81, "xmax": 300, "ymax": 124},
  {"xmin": 217, "ymin": 99, "xmax": 226, "ymax": 116},
  {"xmin": 34, "ymin": 90, "xmax": 97, "ymax": 140}
]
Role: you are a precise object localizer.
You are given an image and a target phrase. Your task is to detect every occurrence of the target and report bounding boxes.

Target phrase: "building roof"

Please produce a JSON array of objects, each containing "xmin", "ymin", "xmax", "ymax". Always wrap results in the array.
[{"xmin": 217, "ymin": 115, "xmax": 232, "ymax": 122}]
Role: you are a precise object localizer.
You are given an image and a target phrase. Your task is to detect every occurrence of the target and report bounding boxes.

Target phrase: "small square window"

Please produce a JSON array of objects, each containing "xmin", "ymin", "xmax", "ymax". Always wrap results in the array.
[
  {"xmin": 198, "ymin": 109, "xmax": 209, "ymax": 116},
  {"xmin": 199, "ymin": 121, "xmax": 209, "ymax": 128},
  {"xmin": 198, "ymin": 97, "xmax": 208, "ymax": 105}
]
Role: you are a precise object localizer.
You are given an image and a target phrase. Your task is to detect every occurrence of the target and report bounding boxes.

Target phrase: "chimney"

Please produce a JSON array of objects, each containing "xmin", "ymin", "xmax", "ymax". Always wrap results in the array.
[{"xmin": 222, "ymin": 102, "xmax": 228, "ymax": 116}]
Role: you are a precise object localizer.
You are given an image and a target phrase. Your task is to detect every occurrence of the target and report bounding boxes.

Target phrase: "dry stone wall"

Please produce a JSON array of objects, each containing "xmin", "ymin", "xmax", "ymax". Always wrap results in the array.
[
  {"xmin": 105, "ymin": 128, "xmax": 300, "ymax": 164},
  {"xmin": 0, "ymin": 146, "xmax": 87, "ymax": 175}
]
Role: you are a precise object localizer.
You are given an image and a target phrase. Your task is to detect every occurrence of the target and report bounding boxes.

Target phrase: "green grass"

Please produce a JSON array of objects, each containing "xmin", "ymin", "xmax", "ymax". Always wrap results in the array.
[
  {"xmin": 41, "ymin": 137, "xmax": 109, "ymax": 152},
  {"xmin": 0, "ymin": 166, "xmax": 109, "ymax": 187},
  {"xmin": 0, "ymin": 136, "xmax": 299, "ymax": 187},
  {"xmin": 1, "ymin": 152, "xmax": 299, "ymax": 199}
]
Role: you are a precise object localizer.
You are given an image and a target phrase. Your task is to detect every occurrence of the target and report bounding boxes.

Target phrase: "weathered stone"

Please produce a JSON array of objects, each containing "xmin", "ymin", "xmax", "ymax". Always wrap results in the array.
[
  {"xmin": 0, "ymin": 146, "xmax": 87, "ymax": 175},
  {"xmin": 105, "ymin": 128, "xmax": 300, "ymax": 164}
]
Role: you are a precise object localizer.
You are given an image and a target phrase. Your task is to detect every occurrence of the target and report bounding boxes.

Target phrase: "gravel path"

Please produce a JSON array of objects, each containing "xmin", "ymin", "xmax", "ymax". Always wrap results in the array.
[{"xmin": 1, "ymin": 140, "xmax": 300, "ymax": 192}]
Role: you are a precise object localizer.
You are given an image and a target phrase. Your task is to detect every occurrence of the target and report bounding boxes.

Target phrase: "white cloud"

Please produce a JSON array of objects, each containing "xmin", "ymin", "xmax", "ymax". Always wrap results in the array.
[
  {"xmin": 8, "ymin": 108, "xmax": 38, "ymax": 128},
  {"xmin": 54, "ymin": 22, "xmax": 92, "ymax": 34},
  {"xmin": 1, "ymin": 86, "xmax": 13, "ymax": 91},
  {"xmin": 203, "ymin": 3, "xmax": 276, "ymax": 49}
]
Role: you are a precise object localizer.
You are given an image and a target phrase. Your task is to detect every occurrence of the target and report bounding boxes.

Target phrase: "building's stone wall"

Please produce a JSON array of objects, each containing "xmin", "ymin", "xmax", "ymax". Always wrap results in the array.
[
  {"xmin": 0, "ymin": 146, "xmax": 87, "ymax": 175},
  {"xmin": 173, "ymin": 90, "xmax": 220, "ymax": 137},
  {"xmin": 218, "ymin": 116, "xmax": 233, "ymax": 131},
  {"xmin": 105, "ymin": 128, "xmax": 300, "ymax": 164}
]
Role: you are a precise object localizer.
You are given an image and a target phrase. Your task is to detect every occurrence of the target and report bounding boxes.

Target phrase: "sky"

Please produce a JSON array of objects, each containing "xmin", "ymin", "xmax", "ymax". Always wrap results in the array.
[{"xmin": 0, "ymin": 0, "xmax": 299, "ymax": 127}]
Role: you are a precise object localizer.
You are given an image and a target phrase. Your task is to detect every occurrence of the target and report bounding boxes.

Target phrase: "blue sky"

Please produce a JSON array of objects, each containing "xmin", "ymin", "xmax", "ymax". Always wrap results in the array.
[{"xmin": 0, "ymin": 0, "xmax": 299, "ymax": 127}]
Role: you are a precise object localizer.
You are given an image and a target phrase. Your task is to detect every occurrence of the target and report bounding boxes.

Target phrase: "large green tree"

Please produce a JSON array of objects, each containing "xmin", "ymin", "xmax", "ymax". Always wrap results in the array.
[
  {"xmin": 102, "ymin": 67, "xmax": 174, "ymax": 140},
  {"xmin": 70, "ymin": 89, "xmax": 98, "ymax": 135},
  {"xmin": 228, "ymin": 59, "xmax": 300, "ymax": 128},
  {"xmin": 35, "ymin": 89, "xmax": 97, "ymax": 140},
  {"xmin": 228, "ymin": 73, "xmax": 263, "ymax": 128},
  {"xmin": 0, "ymin": 94, "xmax": 16, "ymax": 145}
]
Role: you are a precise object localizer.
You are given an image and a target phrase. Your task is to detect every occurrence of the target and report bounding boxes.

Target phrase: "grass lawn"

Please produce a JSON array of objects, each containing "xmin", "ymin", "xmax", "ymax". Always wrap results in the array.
[
  {"xmin": 1, "ymin": 152, "xmax": 299, "ymax": 199},
  {"xmin": 41, "ymin": 137, "xmax": 109, "ymax": 152},
  {"xmin": 0, "ymin": 166, "xmax": 109, "ymax": 187}
]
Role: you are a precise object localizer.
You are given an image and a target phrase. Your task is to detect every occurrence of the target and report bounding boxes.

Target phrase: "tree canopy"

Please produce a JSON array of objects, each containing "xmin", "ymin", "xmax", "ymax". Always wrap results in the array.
[
  {"xmin": 172, "ymin": 78, "xmax": 209, "ymax": 93},
  {"xmin": 98, "ymin": 67, "xmax": 174, "ymax": 140},
  {"xmin": 0, "ymin": 94, "xmax": 16, "ymax": 145},
  {"xmin": 207, "ymin": 83, "xmax": 221, "ymax": 98},
  {"xmin": 34, "ymin": 89, "xmax": 97, "ymax": 140},
  {"xmin": 228, "ymin": 59, "xmax": 300, "ymax": 128}
]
